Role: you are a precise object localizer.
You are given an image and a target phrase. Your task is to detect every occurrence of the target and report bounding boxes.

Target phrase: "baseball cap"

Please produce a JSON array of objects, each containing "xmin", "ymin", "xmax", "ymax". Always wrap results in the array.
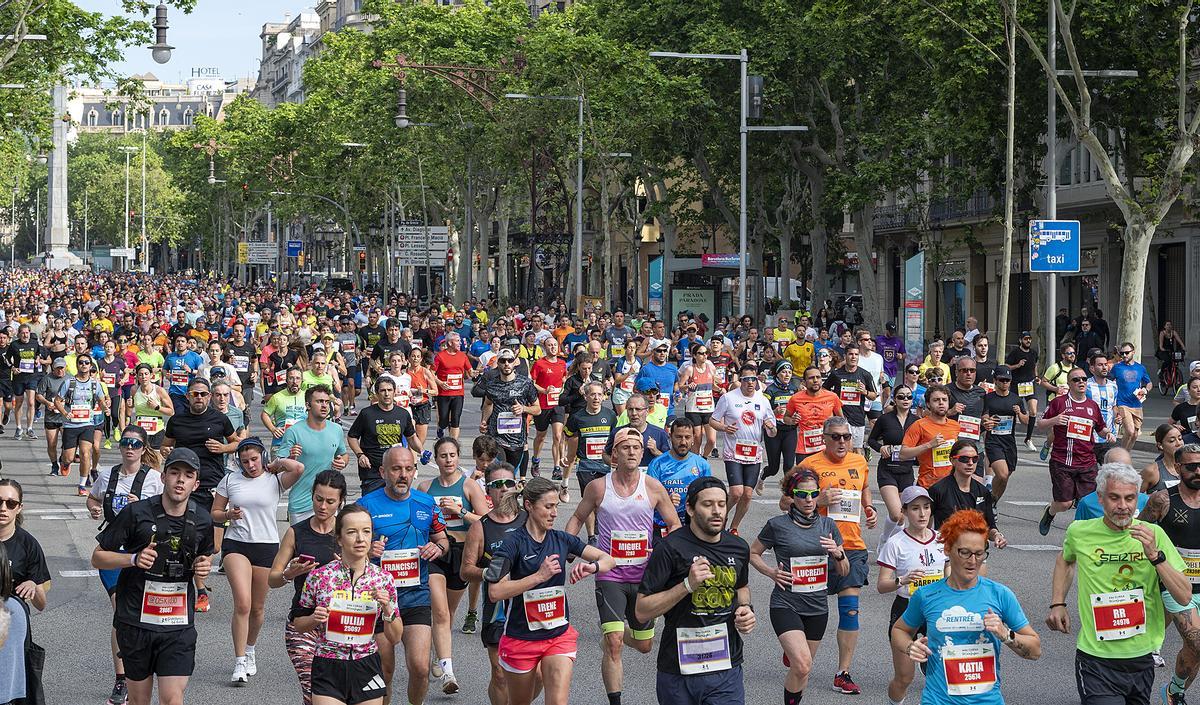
[
  {"xmin": 686, "ymin": 476, "xmax": 729, "ymax": 506},
  {"xmin": 900, "ymin": 485, "xmax": 931, "ymax": 507},
  {"xmin": 1190, "ymin": 360, "xmax": 1200, "ymax": 373},
  {"xmin": 1019, "ymin": 330, "xmax": 1032, "ymax": 338},
  {"xmin": 653, "ymin": 341, "xmax": 670, "ymax": 351},
  {"xmin": 886, "ymin": 322, "xmax": 897, "ymax": 332},
  {"xmin": 992, "ymin": 365, "xmax": 1013, "ymax": 379},
  {"xmin": 52, "ymin": 357, "xmax": 66, "ymax": 369},
  {"xmin": 497, "ymin": 349, "xmax": 517, "ymax": 361},
  {"xmin": 164, "ymin": 447, "xmax": 202, "ymax": 472},
  {"xmin": 612, "ymin": 427, "xmax": 645, "ymax": 449}
]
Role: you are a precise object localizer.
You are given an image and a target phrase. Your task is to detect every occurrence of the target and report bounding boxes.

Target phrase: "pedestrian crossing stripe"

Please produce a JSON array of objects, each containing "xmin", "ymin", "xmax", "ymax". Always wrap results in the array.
[
  {"xmin": 59, "ymin": 570, "xmax": 99, "ymax": 577},
  {"xmin": 1009, "ymin": 545, "xmax": 1062, "ymax": 551}
]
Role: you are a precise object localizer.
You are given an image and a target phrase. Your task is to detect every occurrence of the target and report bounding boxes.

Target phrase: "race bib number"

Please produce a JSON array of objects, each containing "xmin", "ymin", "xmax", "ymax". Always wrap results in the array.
[
  {"xmin": 232, "ymin": 355, "xmax": 250, "ymax": 372},
  {"xmin": 70, "ymin": 403, "xmax": 92, "ymax": 422},
  {"xmin": 694, "ymin": 390, "xmax": 714, "ymax": 413},
  {"xmin": 942, "ymin": 642, "xmax": 997, "ymax": 696},
  {"xmin": 839, "ymin": 381, "xmax": 861, "ymax": 406},
  {"xmin": 1180, "ymin": 548, "xmax": 1200, "ymax": 585},
  {"xmin": 619, "ymin": 375, "xmax": 636, "ymax": 393},
  {"xmin": 445, "ymin": 373, "xmax": 463, "ymax": 392},
  {"xmin": 677, "ymin": 624, "xmax": 732, "ymax": 675},
  {"xmin": 18, "ymin": 359, "xmax": 34, "ymax": 373},
  {"xmin": 1017, "ymin": 382, "xmax": 1034, "ymax": 397},
  {"xmin": 101, "ymin": 372, "xmax": 117, "ymax": 386},
  {"xmin": 523, "ymin": 585, "xmax": 567, "ymax": 630},
  {"xmin": 381, "ymin": 548, "xmax": 420, "ymax": 588},
  {"xmin": 992, "ymin": 416, "xmax": 1014, "ymax": 436},
  {"xmin": 733, "ymin": 442, "xmax": 761, "ymax": 463},
  {"xmin": 135, "ymin": 415, "xmax": 162, "ymax": 434},
  {"xmin": 827, "ymin": 489, "xmax": 862, "ymax": 523},
  {"xmin": 497, "ymin": 412, "xmax": 523, "ymax": 435},
  {"xmin": 140, "ymin": 580, "xmax": 188, "ymax": 626},
  {"xmin": 326, "ymin": 597, "xmax": 378, "ymax": 646},
  {"xmin": 800, "ymin": 427, "xmax": 825, "ymax": 454},
  {"xmin": 1066, "ymin": 416, "xmax": 1094, "ymax": 442},
  {"xmin": 584, "ymin": 437, "xmax": 606, "ymax": 461},
  {"xmin": 907, "ymin": 572, "xmax": 944, "ymax": 595},
  {"xmin": 932, "ymin": 441, "xmax": 953, "ymax": 468},
  {"xmin": 789, "ymin": 555, "xmax": 828, "ymax": 593},
  {"xmin": 169, "ymin": 370, "xmax": 189, "ymax": 387},
  {"xmin": 980, "ymin": 381, "xmax": 995, "ymax": 393},
  {"xmin": 546, "ymin": 386, "xmax": 561, "ymax": 407},
  {"xmin": 958, "ymin": 415, "xmax": 981, "ymax": 441},
  {"xmin": 610, "ymin": 530, "xmax": 650, "ymax": 566},
  {"xmin": 1091, "ymin": 589, "xmax": 1146, "ymax": 641},
  {"xmin": 395, "ymin": 389, "xmax": 411, "ymax": 408},
  {"xmin": 342, "ymin": 341, "xmax": 356, "ymax": 354},
  {"xmin": 610, "ymin": 345, "xmax": 625, "ymax": 358},
  {"xmin": 658, "ymin": 393, "xmax": 672, "ymax": 410}
]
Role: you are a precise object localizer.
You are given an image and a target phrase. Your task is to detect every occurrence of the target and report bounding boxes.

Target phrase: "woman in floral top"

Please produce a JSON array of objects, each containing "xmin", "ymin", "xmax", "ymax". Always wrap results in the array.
[{"xmin": 295, "ymin": 505, "xmax": 402, "ymax": 705}]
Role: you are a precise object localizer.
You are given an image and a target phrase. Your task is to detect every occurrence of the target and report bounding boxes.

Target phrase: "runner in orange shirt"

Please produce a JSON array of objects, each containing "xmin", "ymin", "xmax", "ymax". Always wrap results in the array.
[
  {"xmin": 900, "ymin": 385, "xmax": 961, "ymax": 488},
  {"xmin": 785, "ymin": 366, "xmax": 844, "ymax": 465}
]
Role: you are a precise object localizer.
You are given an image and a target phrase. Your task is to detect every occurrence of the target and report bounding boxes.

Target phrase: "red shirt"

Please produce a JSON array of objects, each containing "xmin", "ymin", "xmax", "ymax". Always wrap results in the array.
[
  {"xmin": 432, "ymin": 350, "xmax": 472, "ymax": 397},
  {"xmin": 1045, "ymin": 393, "xmax": 1106, "ymax": 468},
  {"xmin": 531, "ymin": 357, "xmax": 568, "ymax": 410}
]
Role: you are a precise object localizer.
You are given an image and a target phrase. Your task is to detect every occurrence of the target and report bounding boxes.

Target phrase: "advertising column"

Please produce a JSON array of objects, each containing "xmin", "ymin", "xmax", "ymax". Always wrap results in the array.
[{"xmin": 904, "ymin": 252, "xmax": 926, "ymax": 362}]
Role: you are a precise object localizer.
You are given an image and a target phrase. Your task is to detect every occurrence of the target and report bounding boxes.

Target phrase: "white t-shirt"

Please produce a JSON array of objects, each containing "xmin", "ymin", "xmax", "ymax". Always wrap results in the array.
[
  {"xmin": 711, "ymin": 388, "xmax": 774, "ymax": 463},
  {"xmin": 88, "ymin": 465, "xmax": 166, "ymax": 508},
  {"xmin": 858, "ymin": 351, "xmax": 886, "ymax": 411},
  {"xmin": 215, "ymin": 471, "xmax": 283, "ymax": 544},
  {"xmin": 876, "ymin": 529, "xmax": 948, "ymax": 594}
]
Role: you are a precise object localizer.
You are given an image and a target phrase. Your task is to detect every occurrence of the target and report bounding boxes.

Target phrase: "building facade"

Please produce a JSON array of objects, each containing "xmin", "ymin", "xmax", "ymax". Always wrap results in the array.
[{"xmin": 70, "ymin": 72, "xmax": 253, "ymax": 135}]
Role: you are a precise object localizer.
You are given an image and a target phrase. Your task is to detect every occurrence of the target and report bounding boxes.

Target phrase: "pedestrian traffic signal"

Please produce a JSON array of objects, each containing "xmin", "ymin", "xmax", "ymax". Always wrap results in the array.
[{"xmin": 358, "ymin": 250, "xmax": 367, "ymax": 272}]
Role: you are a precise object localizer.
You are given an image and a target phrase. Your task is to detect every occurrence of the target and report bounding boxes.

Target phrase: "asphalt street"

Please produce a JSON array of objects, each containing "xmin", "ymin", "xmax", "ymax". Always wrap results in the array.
[{"xmin": 11, "ymin": 394, "xmax": 1187, "ymax": 705}]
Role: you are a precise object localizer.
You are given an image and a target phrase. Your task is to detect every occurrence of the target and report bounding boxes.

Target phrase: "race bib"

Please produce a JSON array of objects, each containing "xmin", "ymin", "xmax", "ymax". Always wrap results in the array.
[
  {"xmin": 70, "ymin": 403, "xmax": 92, "ymax": 422},
  {"xmin": 444, "ymin": 372, "xmax": 463, "ymax": 392},
  {"xmin": 395, "ymin": 389, "xmax": 411, "ymax": 408},
  {"xmin": 1066, "ymin": 416, "xmax": 1094, "ymax": 442},
  {"xmin": 907, "ymin": 572, "xmax": 944, "ymax": 595},
  {"xmin": 381, "ymin": 548, "xmax": 420, "ymax": 588},
  {"xmin": 342, "ymin": 341, "xmax": 356, "ymax": 354},
  {"xmin": 523, "ymin": 585, "xmax": 567, "ymax": 630},
  {"xmin": 135, "ymin": 415, "xmax": 162, "ymax": 434},
  {"xmin": 1091, "ymin": 589, "xmax": 1146, "ymax": 641},
  {"xmin": 619, "ymin": 375, "xmax": 636, "ymax": 393},
  {"xmin": 169, "ymin": 370, "xmax": 189, "ymax": 387},
  {"xmin": 733, "ymin": 442, "xmax": 761, "ymax": 463},
  {"xmin": 497, "ymin": 412, "xmax": 523, "ymax": 435},
  {"xmin": 584, "ymin": 437, "xmax": 606, "ymax": 461},
  {"xmin": 326, "ymin": 597, "xmax": 378, "ymax": 646},
  {"xmin": 1017, "ymin": 382, "xmax": 1034, "ymax": 397},
  {"xmin": 140, "ymin": 580, "xmax": 188, "ymax": 626},
  {"xmin": 1180, "ymin": 548, "xmax": 1200, "ymax": 585},
  {"xmin": 658, "ymin": 393, "xmax": 672, "ymax": 410},
  {"xmin": 232, "ymin": 355, "xmax": 250, "ymax": 372},
  {"xmin": 992, "ymin": 416, "xmax": 1014, "ymax": 436},
  {"xmin": 610, "ymin": 345, "xmax": 626, "ymax": 357},
  {"xmin": 610, "ymin": 530, "xmax": 650, "ymax": 566},
  {"xmin": 546, "ymin": 386, "xmax": 561, "ymax": 407},
  {"xmin": 694, "ymin": 390, "xmax": 714, "ymax": 413},
  {"xmin": 677, "ymin": 624, "xmax": 732, "ymax": 675},
  {"xmin": 789, "ymin": 555, "xmax": 828, "ymax": 593},
  {"xmin": 101, "ymin": 372, "xmax": 117, "ymax": 386},
  {"xmin": 932, "ymin": 441, "xmax": 953, "ymax": 468},
  {"xmin": 800, "ymin": 427, "xmax": 825, "ymax": 454},
  {"xmin": 942, "ymin": 642, "xmax": 997, "ymax": 696},
  {"xmin": 18, "ymin": 359, "xmax": 34, "ymax": 373},
  {"xmin": 958, "ymin": 415, "xmax": 981, "ymax": 441},
  {"xmin": 980, "ymin": 381, "xmax": 995, "ymax": 394},
  {"xmin": 827, "ymin": 489, "xmax": 862, "ymax": 523},
  {"xmin": 839, "ymin": 380, "xmax": 861, "ymax": 406}
]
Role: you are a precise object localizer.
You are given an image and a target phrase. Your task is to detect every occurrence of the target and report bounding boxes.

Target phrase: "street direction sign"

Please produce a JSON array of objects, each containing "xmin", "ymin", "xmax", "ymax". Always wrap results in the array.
[
  {"xmin": 286, "ymin": 240, "xmax": 303, "ymax": 257},
  {"xmin": 110, "ymin": 247, "xmax": 135, "ymax": 259},
  {"xmin": 1029, "ymin": 219, "xmax": 1080, "ymax": 273},
  {"xmin": 395, "ymin": 224, "xmax": 449, "ymax": 266},
  {"xmin": 243, "ymin": 241, "xmax": 277, "ymax": 265}
]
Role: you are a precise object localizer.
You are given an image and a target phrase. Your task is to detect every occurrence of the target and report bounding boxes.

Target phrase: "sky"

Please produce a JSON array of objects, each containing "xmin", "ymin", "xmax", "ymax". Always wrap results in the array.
[{"xmin": 73, "ymin": 0, "xmax": 312, "ymax": 84}]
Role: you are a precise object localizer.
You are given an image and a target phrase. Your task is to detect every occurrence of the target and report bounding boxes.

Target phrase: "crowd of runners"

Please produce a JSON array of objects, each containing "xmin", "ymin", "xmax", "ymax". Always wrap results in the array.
[{"xmin": 1, "ymin": 269, "xmax": 1199, "ymax": 705}]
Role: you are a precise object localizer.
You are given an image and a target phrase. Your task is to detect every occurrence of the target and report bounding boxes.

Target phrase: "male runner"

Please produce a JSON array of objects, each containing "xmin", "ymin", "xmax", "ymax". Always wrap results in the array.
[
  {"xmin": 710, "ymin": 362, "xmax": 777, "ymax": 534},
  {"xmin": 473, "ymin": 347, "xmax": 540, "ymax": 474},
  {"xmin": 564, "ymin": 380, "xmax": 619, "ymax": 522},
  {"xmin": 7, "ymin": 324, "xmax": 47, "ymax": 439},
  {"xmin": 647, "ymin": 418, "xmax": 712, "ymax": 540},
  {"xmin": 1113, "ymin": 341, "xmax": 1153, "ymax": 450},
  {"xmin": 1004, "ymin": 331, "xmax": 1040, "ymax": 452},
  {"xmin": 785, "ymin": 365, "xmax": 844, "ymax": 463},
  {"xmin": 822, "ymin": 344, "xmax": 877, "ymax": 452},
  {"xmin": 259, "ymin": 367, "xmax": 306, "ymax": 450},
  {"xmin": 348, "ymin": 376, "xmax": 421, "ymax": 495},
  {"xmin": 530, "ymin": 337, "xmax": 568, "ymax": 479},
  {"xmin": 433, "ymin": 331, "xmax": 473, "ymax": 439},
  {"xmin": 981, "ymin": 366, "xmax": 1027, "ymax": 500}
]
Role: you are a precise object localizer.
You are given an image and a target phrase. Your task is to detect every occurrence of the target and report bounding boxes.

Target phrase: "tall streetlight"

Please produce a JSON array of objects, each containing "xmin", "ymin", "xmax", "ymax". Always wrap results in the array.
[
  {"xmin": 650, "ymin": 50, "xmax": 806, "ymax": 317},
  {"xmin": 148, "ymin": 3, "xmax": 174, "ymax": 64},
  {"xmin": 504, "ymin": 92, "xmax": 584, "ymax": 313}
]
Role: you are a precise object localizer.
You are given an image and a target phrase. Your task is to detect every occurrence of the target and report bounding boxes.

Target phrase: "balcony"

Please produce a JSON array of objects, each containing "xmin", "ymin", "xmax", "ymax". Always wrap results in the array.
[
  {"xmin": 873, "ymin": 204, "xmax": 919, "ymax": 232},
  {"xmin": 930, "ymin": 189, "xmax": 995, "ymax": 223}
]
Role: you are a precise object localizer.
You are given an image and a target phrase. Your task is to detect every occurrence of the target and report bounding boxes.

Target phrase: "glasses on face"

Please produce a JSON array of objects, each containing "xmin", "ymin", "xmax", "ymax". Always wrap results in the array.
[
  {"xmin": 894, "ymin": 394, "xmax": 913, "ymax": 400},
  {"xmin": 0, "ymin": 498, "xmax": 20, "ymax": 510},
  {"xmin": 1121, "ymin": 348, "xmax": 1134, "ymax": 355},
  {"xmin": 1065, "ymin": 351, "xmax": 1076, "ymax": 356},
  {"xmin": 954, "ymin": 455, "xmax": 979, "ymax": 464},
  {"xmin": 958, "ymin": 368, "xmax": 976, "ymax": 374},
  {"xmin": 694, "ymin": 350, "xmax": 708, "ymax": 356},
  {"xmin": 1183, "ymin": 462, "xmax": 1200, "ymax": 473},
  {"xmin": 791, "ymin": 488, "xmax": 820, "ymax": 500},
  {"xmin": 906, "ymin": 368, "xmax": 919, "ymax": 375},
  {"xmin": 955, "ymin": 548, "xmax": 989, "ymax": 561},
  {"xmin": 486, "ymin": 479, "xmax": 517, "ymax": 490},
  {"xmin": 739, "ymin": 376, "xmax": 759, "ymax": 383},
  {"xmin": 188, "ymin": 391, "xmax": 209, "ymax": 398},
  {"xmin": 119, "ymin": 437, "xmax": 145, "ymax": 449},
  {"xmin": 1070, "ymin": 376, "xmax": 1088, "ymax": 383},
  {"xmin": 827, "ymin": 432, "xmax": 852, "ymax": 441}
]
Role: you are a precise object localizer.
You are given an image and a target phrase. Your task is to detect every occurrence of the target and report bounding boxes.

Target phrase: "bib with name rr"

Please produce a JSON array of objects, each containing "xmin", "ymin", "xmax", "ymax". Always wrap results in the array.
[
  {"xmin": 789, "ymin": 555, "xmax": 828, "ymax": 593},
  {"xmin": 381, "ymin": 548, "xmax": 420, "ymax": 588},
  {"xmin": 326, "ymin": 597, "xmax": 378, "ymax": 645},
  {"xmin": 1091, "ymin": 588, "xmax": 1146, "ymax": 641},
  {"xmin": 523, "ymin": 585, "xmax": 567, "ymax": 630},
  {"xmin": 140, "ymin": 580, "xmax": 188, "ymax": 626},
  {"xmin": 942, "ymin": 642, "xmax": 997, "ymax": 696},
  {"xmin": 677, "ymin": 624, "xmax": 732, "ymax": 674}
]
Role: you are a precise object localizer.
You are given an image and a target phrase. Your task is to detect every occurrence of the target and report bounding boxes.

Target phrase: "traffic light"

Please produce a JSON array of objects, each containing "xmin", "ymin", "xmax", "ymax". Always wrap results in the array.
[
  {"xmin": 358, "ymin": 251, "xmax": 367, "ymax": 272},
  {"xmin": 128, "ymin": 210, "xmax": 136, "ymax": 224},
  {"xmin": 241, "ymin": 183, "xmax": 249, "ymax": 201}
]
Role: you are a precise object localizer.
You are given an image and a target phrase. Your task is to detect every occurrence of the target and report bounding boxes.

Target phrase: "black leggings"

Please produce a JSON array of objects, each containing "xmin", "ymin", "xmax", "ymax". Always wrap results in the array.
[{"xmin": 763, "ymin": 424, "xmax": 797, "ymax": 480}]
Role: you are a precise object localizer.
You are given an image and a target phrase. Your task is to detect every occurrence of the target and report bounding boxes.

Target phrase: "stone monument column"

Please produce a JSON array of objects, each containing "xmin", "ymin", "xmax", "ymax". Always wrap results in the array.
[{"xmin": 45, "ymin": 84, "xmax": 81, "ymax": 269}]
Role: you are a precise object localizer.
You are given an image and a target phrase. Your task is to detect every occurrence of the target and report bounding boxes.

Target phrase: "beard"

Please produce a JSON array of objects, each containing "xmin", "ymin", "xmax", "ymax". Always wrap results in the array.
[{"xmin": 1108, "ymin": 512, "xmax": 1133, "ymax": 529}]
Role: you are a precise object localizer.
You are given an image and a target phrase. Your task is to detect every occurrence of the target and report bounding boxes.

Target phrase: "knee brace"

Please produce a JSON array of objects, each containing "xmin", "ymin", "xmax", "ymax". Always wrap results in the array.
[{"xmin": 837, "ymin": 594, "xmax": 860, "ymax": 631}]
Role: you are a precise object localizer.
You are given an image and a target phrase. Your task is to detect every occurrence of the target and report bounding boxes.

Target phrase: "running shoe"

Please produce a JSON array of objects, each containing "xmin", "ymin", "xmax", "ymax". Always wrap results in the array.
[
  {"xmin": 558, "ymin": 483, "xmax": 570, "ymax": 504},
  {"xmin": 245, "ymin": 650, "xmax": 257, "ymax": 676},
  {"xmin": 729, "ymin": 528, "xmax": 739, "ymax": 536},
  {"xmin": 709, "ymin": 448, "xmax": 719, "ymax": 459},
  {"xmin": 430, "ymin": 656, "xmax": 444, "ymax": 679},
  {"xmin": 0, "ymin": 425, "xmax": 6, "ymax": 435},
  {"xmin": 1038, "ymin": 506, "xmax": 1054, "ymax": 536},
  {"xmin": 1153, "ymin": 650, "xmax": 1167, "ymax": 668},
  {"xmin": 90, "ymin": 469, "xmax": 99, "ymax": 484},
  {"xmin": 437, "ymin": 427, "xmax": 445, "ymax": 440},
  {"xmin": 47, "ymin": 463, "xmax": 58, "ymax": 477},
  {"xmin": 461, "ymin": 610, "xmax": 478, "ymax": 634},
  {"xmin": 103, "ymin": 438, "xmax": 113, "ymax": 450},
  {"xmin": 754, "ymin": 479, "xmax": 765, "ymax": 497},
  {"xmin": 833, "ymin": 671, "xmax": 861, "ymax": 695},
  {"xmin": 1039, "ymin": 439, "xmax": 1051, "ymax": 462},
  {"xmin": 24, "ymin": 429, "xmax": 36, "ymax": 440},
  {"xmin": 441, "ymin": 673, "xmax": 459, "ymax": 695},
  {"xmin": 12, "ymin": 429, "xmax": 22, "ymax": 440},
  {"xmin": 1024, "ymin": 439, "xmax": 1038, "ymax": 453},
  {"xmin": 59, "ymin": 462, "xmax": 71, "ymax": 477},
  {"xmin": 195, "ymin": 590, "xmax": 211, "ymax": 613},
  {"xmin": 552, "ymin": 466, "xmax": 563, "ymax": 482},
  {"xmin": 76, "ymin": 484, "xmax": 88, "ymax": 497},
  {"xmin": 531, "ymin": 458, "xmax": 541, "ymax": 477},
  {"xmin": 1163, "ymin": 684, "xmax": 1187, "ymax": 705},
  {"xmin": 106, "ymin": 678, "xmax": 128, "ymax": 705},
  {"xmin": 420, "ymin": 449, "xmax": 432, "ymax": 465},
  {"xmin": 231, "ymin": 660, "xmax": 248, "ymax": 686}
]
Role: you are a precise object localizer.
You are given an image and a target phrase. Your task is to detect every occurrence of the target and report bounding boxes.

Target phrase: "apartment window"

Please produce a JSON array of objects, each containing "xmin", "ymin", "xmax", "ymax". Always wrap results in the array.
[
  {"xmin": 159, "ymin": 108, "xmax": 170, "ymax": 126},
  {"xmin": 111, "ymin": 109, "xmax": 121, "ymax": 125},
  {"xmin": 183, "ymin": 108, "xmax": 194, "ymax": 126},
  {"xmin": 87, "ymin": 109, "xmax": 98, "ymax": 127}
]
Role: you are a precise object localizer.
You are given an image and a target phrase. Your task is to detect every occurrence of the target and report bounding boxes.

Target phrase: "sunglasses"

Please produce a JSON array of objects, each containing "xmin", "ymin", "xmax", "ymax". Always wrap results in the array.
[
  {"xmin": 189, "ymin": 391, "xmax": 210, "ymax": 398},
  {"xmin": 1069, "ymin": 376, "xmax": 1088, "ymax": 382},
  {"xmin": 739, "ymin": 376, "xmax": 759, "ymax": 383},
  {"xmin": 486, "ymin": 479, "xmax": 517, "ymax": 489},
  {"xmin": 791, "ymin": 488, "xmax": 820, "ymax": 500},
  {"xmin": 1184, "ymin": 462, "xmax": 1200, "ymax": 473},
  {"xmin": 1121, "ymin": 349, "xmax": 1134, "ymax": 354},
  {"xmin": 0, "ymin": 498, "xmax": 20, "ymax": 510},
  {"xmin": 894, "ymin": 394, "xmax": 913, "ymax": 400},
  {"xmin": 954, "ymin": 455, "xmax": 979, "ymax": 464},
  {"xmin": 826, "ymin": 432, "xmax": 852, "ymax": 441},
  {"xmin": 119, "ymin": 437, "xmax": 145, "ymax": 449}
]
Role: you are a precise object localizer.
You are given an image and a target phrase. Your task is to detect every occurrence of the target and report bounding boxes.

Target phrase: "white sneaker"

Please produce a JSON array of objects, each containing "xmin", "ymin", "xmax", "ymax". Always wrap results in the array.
[
  {"xmin": 244, "ymin": 650, "xmax": 257, "ymax": 676},
  {"xmin": 1024, "ymin": 440, "xmax": 1038, "ymax": 453},
  {"xmin": 231, "ymin": 660, "xmax": 248, "ymax": 685},
  {"xmin": 429, "ymin": 657, "xmax": 444, "ymax": 679},
  {"xmin": 441, "ymin": 672, "xmax": 459, "ymax": 694}
]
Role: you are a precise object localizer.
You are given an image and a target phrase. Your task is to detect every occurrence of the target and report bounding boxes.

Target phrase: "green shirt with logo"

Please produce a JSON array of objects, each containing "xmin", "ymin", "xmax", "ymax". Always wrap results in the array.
[{"xmin": 1063, "ymin": 517, "xmax": 1185, "ymax": 659}]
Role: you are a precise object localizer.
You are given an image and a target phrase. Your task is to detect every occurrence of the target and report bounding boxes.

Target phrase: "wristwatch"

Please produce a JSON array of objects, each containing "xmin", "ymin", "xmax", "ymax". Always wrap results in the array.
[
  {"xmin": 1003, "ymin": 628, "xmax": 1016, "ymax": 645},
  {"xmin": 381, "ymin": 608, "xmax": 397, "ymax": 624},
  {"xmin": 1150, "ymin": 551, "xmax": 1167, "ymax": 566}
]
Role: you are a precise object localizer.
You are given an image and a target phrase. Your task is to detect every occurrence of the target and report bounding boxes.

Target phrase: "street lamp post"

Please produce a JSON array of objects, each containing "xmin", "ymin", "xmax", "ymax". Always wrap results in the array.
[
  {"xmin": 140, "ymin": 128, "xmax": 147, "ymax": 271},
  {"xmin": 504, "ymin": 92, "xmax": 585, "ymax": 313},
  {"xmin": 118, "ymin": 145, "xmax": 138, "ymax": 271}
]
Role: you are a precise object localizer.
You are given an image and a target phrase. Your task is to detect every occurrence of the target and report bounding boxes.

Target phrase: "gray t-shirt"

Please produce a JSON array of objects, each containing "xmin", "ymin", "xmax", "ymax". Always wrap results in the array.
[
  {"xmin": 756, "ymin": 513, "xmax": 843, "ymax": 614},
  {"xmin": 36, "ymin": 374, "xmax": 69, "ymax": 424}
]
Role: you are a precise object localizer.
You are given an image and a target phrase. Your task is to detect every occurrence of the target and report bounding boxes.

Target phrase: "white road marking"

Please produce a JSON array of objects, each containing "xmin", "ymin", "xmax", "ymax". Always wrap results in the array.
[
  {"xmin": 1005, "ymin": 501, "xmax": 1047, "ymax": 506},
  {"xmin": 1009, "ymin": 544, "xmax": 1062, "ymax": 551},
  {"xmin": 23, "ymin": 507, "xmax": 91, "ymax": 514},
  {"xmin": 59, "ymin": 570, "xmax": 99, "ymax": 578}
]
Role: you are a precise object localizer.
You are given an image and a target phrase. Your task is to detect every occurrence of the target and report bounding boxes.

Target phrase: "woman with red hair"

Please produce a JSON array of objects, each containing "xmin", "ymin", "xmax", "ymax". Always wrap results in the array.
[{"xmin": 890, "ymin": 509, "xmax": 1041, "ymax": 704}]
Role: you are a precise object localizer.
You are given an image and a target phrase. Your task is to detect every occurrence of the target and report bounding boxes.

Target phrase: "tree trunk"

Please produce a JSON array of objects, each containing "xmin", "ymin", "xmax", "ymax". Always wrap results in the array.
[
  {"xmin": 778, "ymin": 224, "xmax": 793, "ymax": 306},
  {"xmin": 497, "ymin": 209, "xmax": 511, "ymax": 304},
  {"xmin": 996, "ymin": 0, "xmax": 1017, "ymax": 355},
  {"xmin": 600, "ymin": 174, "xmax": 613, "ymax": 308},
  {"xmin": 802, "ymin": 165, "xmax": 830, "ymax": 312},
  {"xmin": 853, "ymin": 203, "xmax": 882, "ymax": 332},
  {"xmin": 1117, "ymin": 221, "xmax": 1154, "ymax": 352}
]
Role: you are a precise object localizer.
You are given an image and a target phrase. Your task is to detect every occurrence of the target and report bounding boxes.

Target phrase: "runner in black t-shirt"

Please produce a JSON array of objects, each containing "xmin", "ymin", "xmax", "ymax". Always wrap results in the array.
[
  {"xmin": 1004, "ymin": 331, "xmax": 1040, "ymax": 448},
  {"xmin": 473, "ymin": 348, "xmax": 540, "ymax": 475},
  {"xmin": 636, "ymin": 476, "xmax": 757, "ymax": 705},
  {"xmin": 347, "ymin": 376, "xmax": 420, "ymax": 494},
  {"xmin": 822, "ymin": 345, "xmax": 877, "ymax": 449},
  {"xmin": 981, "ymin": 366, "xmax": 1028, "ymax": 500}
]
